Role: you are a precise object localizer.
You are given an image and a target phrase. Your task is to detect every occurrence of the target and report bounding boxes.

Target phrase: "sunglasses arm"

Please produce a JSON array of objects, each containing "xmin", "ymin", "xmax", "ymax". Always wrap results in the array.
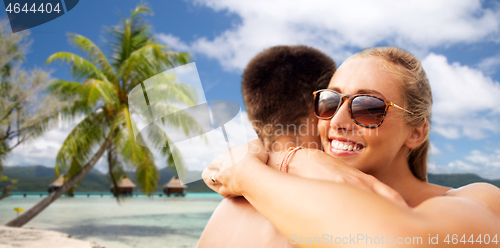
[{"xmin": 390, "ymin": 102, "xmax": 414, "ymax": 115}]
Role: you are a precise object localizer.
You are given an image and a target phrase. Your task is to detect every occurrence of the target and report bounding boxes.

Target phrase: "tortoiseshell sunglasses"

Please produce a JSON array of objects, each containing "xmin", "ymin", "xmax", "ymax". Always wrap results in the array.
[{"xmin": 313, "ymin": 89, "xmax": 414, "ymax": 128}]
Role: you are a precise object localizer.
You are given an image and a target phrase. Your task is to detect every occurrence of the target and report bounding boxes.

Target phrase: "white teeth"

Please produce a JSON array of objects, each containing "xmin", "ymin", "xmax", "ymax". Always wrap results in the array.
[{"xmin": 331, "ymin": 140, "xmax": 364, "ymax": 152}]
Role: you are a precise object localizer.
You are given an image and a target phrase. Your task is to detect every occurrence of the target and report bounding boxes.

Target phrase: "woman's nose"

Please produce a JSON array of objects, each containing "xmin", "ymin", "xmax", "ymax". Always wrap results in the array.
[{"xmin": 329, "ymin": 100, "xmax": 355, "ymax": 133}]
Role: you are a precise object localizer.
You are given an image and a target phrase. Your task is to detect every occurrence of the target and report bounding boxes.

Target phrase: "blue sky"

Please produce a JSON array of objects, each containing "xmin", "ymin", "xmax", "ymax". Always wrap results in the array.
[{"xmin": 3, "ymin": 0, "xmax": 500, "ymax": 179}]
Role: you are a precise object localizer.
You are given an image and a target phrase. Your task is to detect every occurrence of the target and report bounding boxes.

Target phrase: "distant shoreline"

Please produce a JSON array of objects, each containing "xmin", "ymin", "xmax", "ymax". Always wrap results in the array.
[{"xmin": 3, "ymin": 192, "xmax": 222, "ymax": 198}]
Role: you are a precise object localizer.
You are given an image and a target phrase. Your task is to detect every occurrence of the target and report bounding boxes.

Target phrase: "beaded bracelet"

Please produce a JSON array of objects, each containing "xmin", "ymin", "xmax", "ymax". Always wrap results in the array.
[{"xmin": 277, "ymin": 146, "xmax": 303, "ymax": 173}]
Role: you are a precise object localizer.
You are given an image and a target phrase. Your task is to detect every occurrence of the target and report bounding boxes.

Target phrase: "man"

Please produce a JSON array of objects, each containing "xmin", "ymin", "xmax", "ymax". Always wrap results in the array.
[{"xmin": 198, "ymin": 45, "xmax": 336, "ymax": 247}]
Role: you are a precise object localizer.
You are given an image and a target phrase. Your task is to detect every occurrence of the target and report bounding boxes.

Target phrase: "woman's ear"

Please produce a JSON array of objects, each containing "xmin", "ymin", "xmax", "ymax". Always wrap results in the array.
[{"xmin": 405, "ymin": 121, "xmax": 427, "ymax": 149}]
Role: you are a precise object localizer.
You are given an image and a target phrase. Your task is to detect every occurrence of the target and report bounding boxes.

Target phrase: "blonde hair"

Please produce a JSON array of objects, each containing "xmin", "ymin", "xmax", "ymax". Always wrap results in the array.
[{"xmin": 353, "ymin": 47, "xmax": 432, "ymax": 181}]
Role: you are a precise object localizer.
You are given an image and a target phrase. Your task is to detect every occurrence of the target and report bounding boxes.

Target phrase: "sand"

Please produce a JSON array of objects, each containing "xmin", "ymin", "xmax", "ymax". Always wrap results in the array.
[{"xmin": 0, "ymin": 226, "xmax": 102, "ymax": 248}]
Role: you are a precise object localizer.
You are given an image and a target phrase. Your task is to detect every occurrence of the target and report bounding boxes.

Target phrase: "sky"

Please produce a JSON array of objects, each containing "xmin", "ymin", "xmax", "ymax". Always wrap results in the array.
[{"xmin": 3, "ymin": 0, "xmax": 500, "ymax": 180}]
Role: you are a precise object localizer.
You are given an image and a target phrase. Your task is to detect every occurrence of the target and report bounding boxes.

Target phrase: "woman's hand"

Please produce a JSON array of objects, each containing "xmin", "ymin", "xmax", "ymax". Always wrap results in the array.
[
  {"xmin": 202, "ymin": 139, "xmax": 268, "ymax": 197},
  {"xmin": 286, "ymin": 149, "xmax": 408, "ymax": 209}
]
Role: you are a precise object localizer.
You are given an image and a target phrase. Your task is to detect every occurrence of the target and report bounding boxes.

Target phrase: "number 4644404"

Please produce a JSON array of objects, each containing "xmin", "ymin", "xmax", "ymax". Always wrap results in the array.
[
  {"xmin": 444, "ymin": 234, "xmax": 498, "ymax": 245},
  {"xmin": 6, "ymin": 3, "xmax": 61, "ymax": 14}
]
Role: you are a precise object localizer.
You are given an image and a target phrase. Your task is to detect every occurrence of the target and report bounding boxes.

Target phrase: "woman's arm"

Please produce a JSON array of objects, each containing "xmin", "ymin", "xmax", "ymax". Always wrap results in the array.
[
  {"xmin": 203, "ymin": 142, "xmax": 406, "ymax": 206},
  {"xmin": 214, "ymin": 141, "xmax": 500, "ymax": 248}
]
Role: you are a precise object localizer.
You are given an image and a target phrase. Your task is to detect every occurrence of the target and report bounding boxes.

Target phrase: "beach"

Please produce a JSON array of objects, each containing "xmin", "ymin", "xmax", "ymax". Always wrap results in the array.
[
  {"xmin": 0, "ymin": 193, "xmax": 223, "ymax": 248},
  {"xmin": 0, "ymin": 225, "xmax": 99, "ymax": 248}
]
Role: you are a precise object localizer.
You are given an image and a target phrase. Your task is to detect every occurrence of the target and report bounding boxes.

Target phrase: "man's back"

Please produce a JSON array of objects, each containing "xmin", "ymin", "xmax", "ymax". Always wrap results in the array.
[{"xmin": 198, "ymin": 196, "xmax": 292, "ymax": 247}]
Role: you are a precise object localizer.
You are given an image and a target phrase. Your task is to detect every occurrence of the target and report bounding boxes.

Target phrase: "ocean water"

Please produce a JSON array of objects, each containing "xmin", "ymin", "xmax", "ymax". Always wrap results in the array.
[{"xmin": 0, "ymin": 193, "xmax": 223, "ymax": 248}]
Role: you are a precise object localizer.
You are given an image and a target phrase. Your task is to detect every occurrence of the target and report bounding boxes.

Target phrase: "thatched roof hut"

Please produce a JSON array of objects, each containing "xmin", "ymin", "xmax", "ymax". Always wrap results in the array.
[
  {"xmin": 163, "ymin": 176, "xmax": 187, "ymax": 196},
  {"xmin": 110, "ymin": 177, "xmax": 136, "ymax": 195},
  {"xmin": 49, "ymin": 174, "xmax": 64, "ymax": 187},
  {"xmin": 115, "ymin": 177, "xmax": 136, "ymax": 188},
  {"xmin": 48, "ymin": 175, "xmax": 64, "ymax": 193}
]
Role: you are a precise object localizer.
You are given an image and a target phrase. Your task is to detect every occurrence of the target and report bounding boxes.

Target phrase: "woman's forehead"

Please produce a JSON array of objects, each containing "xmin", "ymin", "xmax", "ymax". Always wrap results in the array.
[{"xmin": 328, "ymin": 57, "xmax": 402, "ymax": 101}]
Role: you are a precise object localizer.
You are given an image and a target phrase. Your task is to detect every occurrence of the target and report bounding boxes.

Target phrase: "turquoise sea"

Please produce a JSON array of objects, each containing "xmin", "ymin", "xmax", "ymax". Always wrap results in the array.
[{"xmin": 0, "ymin": 193, "xmax": 223, "ymax": 248}]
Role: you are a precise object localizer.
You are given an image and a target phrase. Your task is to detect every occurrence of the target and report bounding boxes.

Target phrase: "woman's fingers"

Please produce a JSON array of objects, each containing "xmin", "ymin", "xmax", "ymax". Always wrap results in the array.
[
  {"xmin": 214, "ymin": 167, "xmax": 237, "ymax": 198},
  {"xmin": 202, "ymin": 158, "xmax": 223, "ymax": 192}
]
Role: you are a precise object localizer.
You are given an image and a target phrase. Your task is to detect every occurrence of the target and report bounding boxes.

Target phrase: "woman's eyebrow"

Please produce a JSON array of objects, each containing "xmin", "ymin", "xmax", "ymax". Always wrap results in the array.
[
  {"xmin": 327, "ymin": 87, "xmax": 388, "ymax": 100},
  {"xmin": 328, "ymin": 86, "xmax": 341, "ymax": 92},
  {"xmin": 357, "ymin": 89, "xmax": 387, "ymax": 99}
]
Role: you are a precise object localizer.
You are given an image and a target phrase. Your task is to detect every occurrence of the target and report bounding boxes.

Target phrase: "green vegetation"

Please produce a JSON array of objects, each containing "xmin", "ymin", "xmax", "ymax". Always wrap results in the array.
[
  {"xmin": 0, "ymin": 20, "xmax": 63, "ymax": 201},
  {"xmin": 428, "ymin": 173, "xmax": 500, "ymax": 188}
]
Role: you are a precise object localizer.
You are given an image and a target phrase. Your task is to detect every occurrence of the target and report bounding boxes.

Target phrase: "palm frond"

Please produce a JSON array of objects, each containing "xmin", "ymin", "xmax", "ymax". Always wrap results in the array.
[
  {"xmin": 108, "ymin": 3, "xmax": 153, "ymax": 70},
  {"xmin": 47, "ymin": 77, "xmax": 119, "ymax": 116},
  {"xmin": 45, "ymin": 52, "xmax": 108, "ymax": 82},
  {"xmin": 54, "ymin": 110, "xmax": 108, "ymax": 175},
  {"xmin": 112, "ymin": 106, "xmax": 159, "ymax": 194},
  {"xmin": 118, "ymin": 44, "xmax": 164, "ymax": 89},
  {"xmin": 130, "ymin": 3, "xmax": 153, "ymax": 19},
  {"xmin": 134, "ymin": 153, "xmax": 158, "ymax": 194},
  {"xmin": 46, "ymin": 80, "xmax": 95, "ymax": 117},
  {"xmin": 119, "ymin": 44, "xmax": 190, "ymax": 92},
  {"xmin": 158, "ymin": 136, "xmax": 185, "ymax": 174},
  {"xmin": 68, "ymin": 34, "xmax": 117, "ymax": 83},
  {"xmin": 112, "ymin": 106, "xmax": 150, "ymax": 167},
  {"xmin": 81, "ymin": 78, "xmax": 120, "ymax": 108}
]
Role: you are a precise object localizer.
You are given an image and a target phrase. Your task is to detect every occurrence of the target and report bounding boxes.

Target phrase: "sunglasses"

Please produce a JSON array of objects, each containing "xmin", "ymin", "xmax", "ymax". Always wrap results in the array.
[{"xmin": 313, "ymin": 89, "xmax": 414, "ymax": 128}]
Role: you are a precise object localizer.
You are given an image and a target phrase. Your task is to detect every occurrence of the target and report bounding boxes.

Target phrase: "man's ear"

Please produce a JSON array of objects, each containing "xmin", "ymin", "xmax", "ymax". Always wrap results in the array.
[{"xmin": 405, "ymin": 121, "xmax": 427, "ymax": 149}]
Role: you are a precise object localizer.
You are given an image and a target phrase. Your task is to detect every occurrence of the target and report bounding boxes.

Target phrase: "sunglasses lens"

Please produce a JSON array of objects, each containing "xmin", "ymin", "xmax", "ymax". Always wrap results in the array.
[
  {"xmin": 351, "ymin": 96, "xmax": 386, "ymax": 126},
  {"xmin": 315, "ymin": 91, "xmax": 341, "ymax": 118}
]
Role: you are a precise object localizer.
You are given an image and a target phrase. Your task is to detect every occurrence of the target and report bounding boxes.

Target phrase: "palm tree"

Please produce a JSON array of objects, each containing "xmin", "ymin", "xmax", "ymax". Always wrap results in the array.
[{"xmin": 6, "ymin": 4, "xmax": 199, "ymax": 227}]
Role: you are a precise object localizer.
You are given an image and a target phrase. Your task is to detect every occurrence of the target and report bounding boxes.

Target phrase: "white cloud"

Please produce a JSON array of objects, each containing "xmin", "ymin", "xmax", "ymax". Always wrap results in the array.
[
  {"xmin": 431, "ymin": 126, "xmax": 461, "ymax": 139},
  {"xmin": 430, "ymin": 150, "xmax": 500, "ymax": 179},
  {"xmin": 429, "ymin": 142, "xmax": 442, "ymax": 155},
  {"xmin": 445, "ymin": 143, "xmax": 455, "ymax": 153},
  {"xmin": 465, "ymin": 149, "xmax": 500, "ymax": 167},
  {"xmin": 477, "ymin": 55, "xmax": 500, "ymax": 75},
  {"xmin": 159, "ymin": 0, "xmax": 500, "ymax": 71},
  {"xmin": 427, "ymin": 162, "xmax": 437, "ymax": 171},
  {"xmin": 156, "ymin": 33, "xmax": 190, "ymax": 52},
  {"xmin": 423, "ymin": 53, "xmax": 500, "ymax": 139}
]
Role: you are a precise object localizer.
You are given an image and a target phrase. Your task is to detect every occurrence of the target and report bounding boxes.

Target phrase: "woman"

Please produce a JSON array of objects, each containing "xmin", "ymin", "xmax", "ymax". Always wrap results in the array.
[{"xmin": 207, "ymin": 47, "xmax": 500, "ymax": 247}]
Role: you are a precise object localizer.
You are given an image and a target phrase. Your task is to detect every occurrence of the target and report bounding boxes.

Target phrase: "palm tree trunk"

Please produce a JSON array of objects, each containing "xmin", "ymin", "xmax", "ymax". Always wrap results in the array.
[
  {"xmin": 108, "ymin": 144, "xmax": 120, "ymax": 200},
  {"xmin": 5, "ymin": 136, "xmax": 112, "ymax": 227}
]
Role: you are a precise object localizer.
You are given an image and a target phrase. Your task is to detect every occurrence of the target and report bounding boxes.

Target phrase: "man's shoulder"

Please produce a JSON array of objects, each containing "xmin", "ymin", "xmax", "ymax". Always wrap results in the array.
[{"xmin": 445, "ymin": 182, "xmax": 500, "ymax": 217}]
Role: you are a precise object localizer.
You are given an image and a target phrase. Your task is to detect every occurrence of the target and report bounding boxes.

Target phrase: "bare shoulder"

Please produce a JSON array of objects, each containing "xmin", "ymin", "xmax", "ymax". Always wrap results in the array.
[
  {"xmin": 446, "ymin": 182, "xmax": 500, "ymax": 218},
  {"xmin": 411, "ymin": 183, "xmax": 500, "ymax": 235},
  {"xmin": 198, "ymin": 197, "xmax": 292, "ymax": 248}
]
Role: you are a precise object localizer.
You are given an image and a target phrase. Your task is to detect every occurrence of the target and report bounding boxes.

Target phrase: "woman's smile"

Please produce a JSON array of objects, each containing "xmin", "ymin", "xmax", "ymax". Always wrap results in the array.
[{"xmin": 328, "ymin": 137, "xmax": 365, "ymax": 156}]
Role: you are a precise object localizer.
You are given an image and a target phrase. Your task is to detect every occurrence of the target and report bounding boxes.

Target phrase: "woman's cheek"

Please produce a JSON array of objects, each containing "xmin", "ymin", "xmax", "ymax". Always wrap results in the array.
[{"xmin": 317, "ymin": 120, "xmax": 329, "ymax": 138}]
